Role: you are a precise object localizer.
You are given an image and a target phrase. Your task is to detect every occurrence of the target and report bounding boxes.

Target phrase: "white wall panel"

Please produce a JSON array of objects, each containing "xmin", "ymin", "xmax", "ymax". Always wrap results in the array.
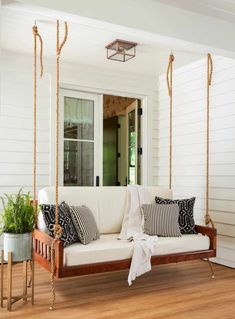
[
  {"xmin": 0, "ymin": 163, "xmax": 49, "ymax": 175},
  {"xmin": 157, "ymin": 55, "xmax": 235, "ymax": 268}
]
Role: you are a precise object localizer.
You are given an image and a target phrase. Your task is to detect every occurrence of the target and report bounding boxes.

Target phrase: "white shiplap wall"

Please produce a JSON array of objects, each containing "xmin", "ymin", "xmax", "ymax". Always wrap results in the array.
[
  {"xmin": 156, "ymin": 55, "xmax": 235, "ymax": 268},
  {"xmin": 0, "ymin": 53, "xmax": 51, "ymax": 201},
  {"xmin": 0, "ymin": 50, "xmax": 157, "ymax": 247}
]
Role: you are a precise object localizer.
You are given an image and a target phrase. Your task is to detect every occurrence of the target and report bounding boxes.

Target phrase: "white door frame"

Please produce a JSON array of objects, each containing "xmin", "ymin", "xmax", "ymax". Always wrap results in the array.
[
  {"xmin": 50, "ymin": 81, "xmax": 148, "ymax": 186},
  {"xmin": 126, "ymin": 100, "xmax": 138, "ymax": 185}
]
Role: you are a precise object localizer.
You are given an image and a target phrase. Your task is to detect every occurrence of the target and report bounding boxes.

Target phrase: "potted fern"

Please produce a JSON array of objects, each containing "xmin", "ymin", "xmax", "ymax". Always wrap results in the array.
[{"xmin": 0, "ymin": 190, "xmax": 36, "ymax": 262}]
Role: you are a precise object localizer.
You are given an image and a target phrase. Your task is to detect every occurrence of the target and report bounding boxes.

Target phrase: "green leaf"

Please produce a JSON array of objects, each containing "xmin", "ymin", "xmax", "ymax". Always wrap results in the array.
[{"xmin": 0, "ymin": 188, "xmax": 36, "ymax": 234}]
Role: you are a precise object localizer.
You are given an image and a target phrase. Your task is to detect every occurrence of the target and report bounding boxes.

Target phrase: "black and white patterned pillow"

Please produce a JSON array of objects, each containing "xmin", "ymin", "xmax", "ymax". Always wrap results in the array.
[
  {"xmin": 41, "ymin": 202, "xmax": 79, "ymax": 247},
  {"xmin": 70, "ymin": 206, "xmax": 100, "ymax": 245},
  {"xmin": 155, "ymin": 196, "xmax": 197, "ymax": 234},
  {"xmin": 142, "ymin": 204, "xmax": 182, "ymax": 237}
]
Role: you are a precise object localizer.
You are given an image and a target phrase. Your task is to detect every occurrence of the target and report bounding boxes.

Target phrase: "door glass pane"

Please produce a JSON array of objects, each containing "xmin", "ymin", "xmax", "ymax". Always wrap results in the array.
[
  {"xmin": 64, "ymin": 97, "xmax": 94, "ymax": 140},
  {"xmin": 64, "ymin": 140, "xmax": 94, "ymax": 186},
  {"xmin": 64, "ymin": 96, "xmax": 94, "ymax": 186},
  {"xmin": 128, "ymin": 109, "xmax": 136, "ymax": 184}
]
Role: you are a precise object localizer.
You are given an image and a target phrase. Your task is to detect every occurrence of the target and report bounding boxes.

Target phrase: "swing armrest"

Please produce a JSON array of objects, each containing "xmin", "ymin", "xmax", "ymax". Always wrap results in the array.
[
  {"xmin": 33, "ymin": 229, "xmax": 64, "ymax": 277},
  {"xmin": 195, "ymin": 225, "xmax": 217, "ymax": 251}
]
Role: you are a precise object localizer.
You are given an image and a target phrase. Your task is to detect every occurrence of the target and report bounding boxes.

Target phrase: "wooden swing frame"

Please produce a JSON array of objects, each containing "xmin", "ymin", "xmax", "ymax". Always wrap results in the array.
[
  {"xmin": 32, "ymin": 23, "xmax": 216, "ymax": 308},
  {"xmin": 33, "ymin": 225, "xmax": 216, "ymax": 279}
]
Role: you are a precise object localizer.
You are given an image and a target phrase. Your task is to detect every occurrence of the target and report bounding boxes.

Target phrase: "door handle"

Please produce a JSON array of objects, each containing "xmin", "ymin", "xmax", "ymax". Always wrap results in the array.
[{"xmin": 96, "ymin": 176, "xmax": 100, "ymax": 186}]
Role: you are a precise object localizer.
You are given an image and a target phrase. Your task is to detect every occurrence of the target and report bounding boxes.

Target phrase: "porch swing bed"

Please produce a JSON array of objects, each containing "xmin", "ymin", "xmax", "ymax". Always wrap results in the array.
[
  {"xmin": 34, "ymin": 186, "xmax": 216, "ymax": 279},
  {"xmin": 31, "ymin": 21, "xmax": 217, "ymax": 309}
]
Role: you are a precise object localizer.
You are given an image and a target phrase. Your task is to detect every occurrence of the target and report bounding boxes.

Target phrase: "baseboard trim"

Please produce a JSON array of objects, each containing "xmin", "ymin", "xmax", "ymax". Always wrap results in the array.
[{"xmin": 211, "ymin": 257, "xmax": 235, "ymax": 269}]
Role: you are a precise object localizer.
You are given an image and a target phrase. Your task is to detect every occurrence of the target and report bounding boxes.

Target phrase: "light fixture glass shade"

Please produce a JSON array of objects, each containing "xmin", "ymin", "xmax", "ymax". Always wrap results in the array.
[{"xmin": 106, "ymin": 39, "xmax": 137, "ymax": 62}]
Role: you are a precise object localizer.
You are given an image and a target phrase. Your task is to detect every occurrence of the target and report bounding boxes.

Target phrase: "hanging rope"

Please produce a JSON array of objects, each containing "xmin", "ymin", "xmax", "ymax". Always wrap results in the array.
[
  {"xmin": 32, "ymin": 25, "xmax": 43, "ymax": 205},
  {"xmin": 55, "ymin": 20, "xmax": 68, "ymax": 229},
  {"xmin": 166, "ymin": 54, "xmax": 175, "ymax": 190},
  {"xmin": 30, "ymin": 23, "xmax": 44, "ymax": 290},
  {"xmin": 205, "ymin": 53, "xmax": 215, "ymax": 228},
  {"xmin": 49, "ymin": 20, "xmax": 68, "ymax": 311}
]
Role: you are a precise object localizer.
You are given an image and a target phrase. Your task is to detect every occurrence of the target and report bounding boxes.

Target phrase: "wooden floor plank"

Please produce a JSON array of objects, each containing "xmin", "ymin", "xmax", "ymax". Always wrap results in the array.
[{"xmin": 0, "ymin": 261, "xmax": 235, "ymax": 318}]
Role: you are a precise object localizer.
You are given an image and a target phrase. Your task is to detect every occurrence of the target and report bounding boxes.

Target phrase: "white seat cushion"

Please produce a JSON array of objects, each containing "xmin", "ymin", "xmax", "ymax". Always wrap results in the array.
[
  {"xmin": 37, "ymin": 186, "xmax": 173, "ymax": 234},
  {"xmin": 63, "ymin": 233, "xmax": 210, "ymax": 267}
]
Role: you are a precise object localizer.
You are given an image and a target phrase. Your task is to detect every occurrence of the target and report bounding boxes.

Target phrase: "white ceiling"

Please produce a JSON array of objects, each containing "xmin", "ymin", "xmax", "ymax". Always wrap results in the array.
[
  {"xmin": 154, "ymin": 0, "xmax": 235, "ymax": 24},
  {"xmin": 1, "ymin": 6, "xmax": 204, "ymax": 76}
]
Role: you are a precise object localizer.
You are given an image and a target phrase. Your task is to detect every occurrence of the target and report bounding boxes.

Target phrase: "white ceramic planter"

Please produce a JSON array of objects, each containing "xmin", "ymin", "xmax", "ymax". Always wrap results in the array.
[{"xmin": 3, "ymin": 232, "xmax": 32, "ymax": 262}]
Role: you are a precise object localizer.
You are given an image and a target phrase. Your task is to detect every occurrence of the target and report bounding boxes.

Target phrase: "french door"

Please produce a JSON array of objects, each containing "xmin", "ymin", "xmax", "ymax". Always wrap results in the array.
[{"xmin": 61, "ymin": 89, "xmax": 102, "ymax": 186}]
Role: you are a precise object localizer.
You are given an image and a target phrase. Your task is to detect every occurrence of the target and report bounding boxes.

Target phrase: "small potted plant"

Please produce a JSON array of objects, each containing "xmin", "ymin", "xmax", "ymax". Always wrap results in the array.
[{"xmin": 0, "ymin": 189, "xmax": 36, "ymax": 262}]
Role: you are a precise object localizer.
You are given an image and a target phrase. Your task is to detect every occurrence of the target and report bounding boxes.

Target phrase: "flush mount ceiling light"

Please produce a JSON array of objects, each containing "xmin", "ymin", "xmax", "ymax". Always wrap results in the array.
[{"xmin": 106, "ymin": 39, "xmax": 137, "ymax": 62}]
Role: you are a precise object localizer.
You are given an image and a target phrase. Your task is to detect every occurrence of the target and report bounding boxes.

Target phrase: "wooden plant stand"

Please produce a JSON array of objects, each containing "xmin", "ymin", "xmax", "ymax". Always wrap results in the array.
[{"xmin": 0, "ymin": 250, "xmax": 34, "ymax": 311}]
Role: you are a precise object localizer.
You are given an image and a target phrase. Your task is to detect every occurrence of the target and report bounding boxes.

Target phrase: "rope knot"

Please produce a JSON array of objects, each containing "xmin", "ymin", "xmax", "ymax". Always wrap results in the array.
[
  {"xmin": 205, "ymin": 213, "xmax": 215, "ymax": 229},
  {"xmin": 205, "ymin": 214, "xmax": 210, "ymax": 225},
  {"xmin": 32, "ymin": 25, "xmax": 38, "ymax": 36},
  {"xmin": 208, "ymin": 53, "xmax": 213, "ymax": 86},
  {"xmin": 33, "ymin": 24, "xmax": 43, "ymax": 78},
  {"xmin": 53, "ymin": 224, "xmax": 62, "ymax": 240},
  {"xmin": 166, "ymin": 53, "xmax": 174, "ymax": 97},
  {"xmin": 169, "ymin": 54, "xmax": 175, "ymax": 62}
]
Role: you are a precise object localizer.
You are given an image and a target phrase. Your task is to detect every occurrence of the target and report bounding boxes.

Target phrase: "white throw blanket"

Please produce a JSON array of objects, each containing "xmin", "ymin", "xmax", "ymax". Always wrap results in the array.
[
  {"xmin": 118, "ymin": 185, "xmax": 151, "ymax": 240},
  {"xmin": 118, "ymin": 185, "xmax": 158, "ymax": 285},
  {"xmin": 128, "ymin": 234, "xmax": 158, "ymax": 286}
]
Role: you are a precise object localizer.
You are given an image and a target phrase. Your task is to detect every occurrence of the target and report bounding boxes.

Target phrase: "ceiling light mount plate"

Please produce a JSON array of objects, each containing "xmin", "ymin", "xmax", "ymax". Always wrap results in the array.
[{"xmin": 106, "ymin": 39, "xmax": 137, "ymax": 62}]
